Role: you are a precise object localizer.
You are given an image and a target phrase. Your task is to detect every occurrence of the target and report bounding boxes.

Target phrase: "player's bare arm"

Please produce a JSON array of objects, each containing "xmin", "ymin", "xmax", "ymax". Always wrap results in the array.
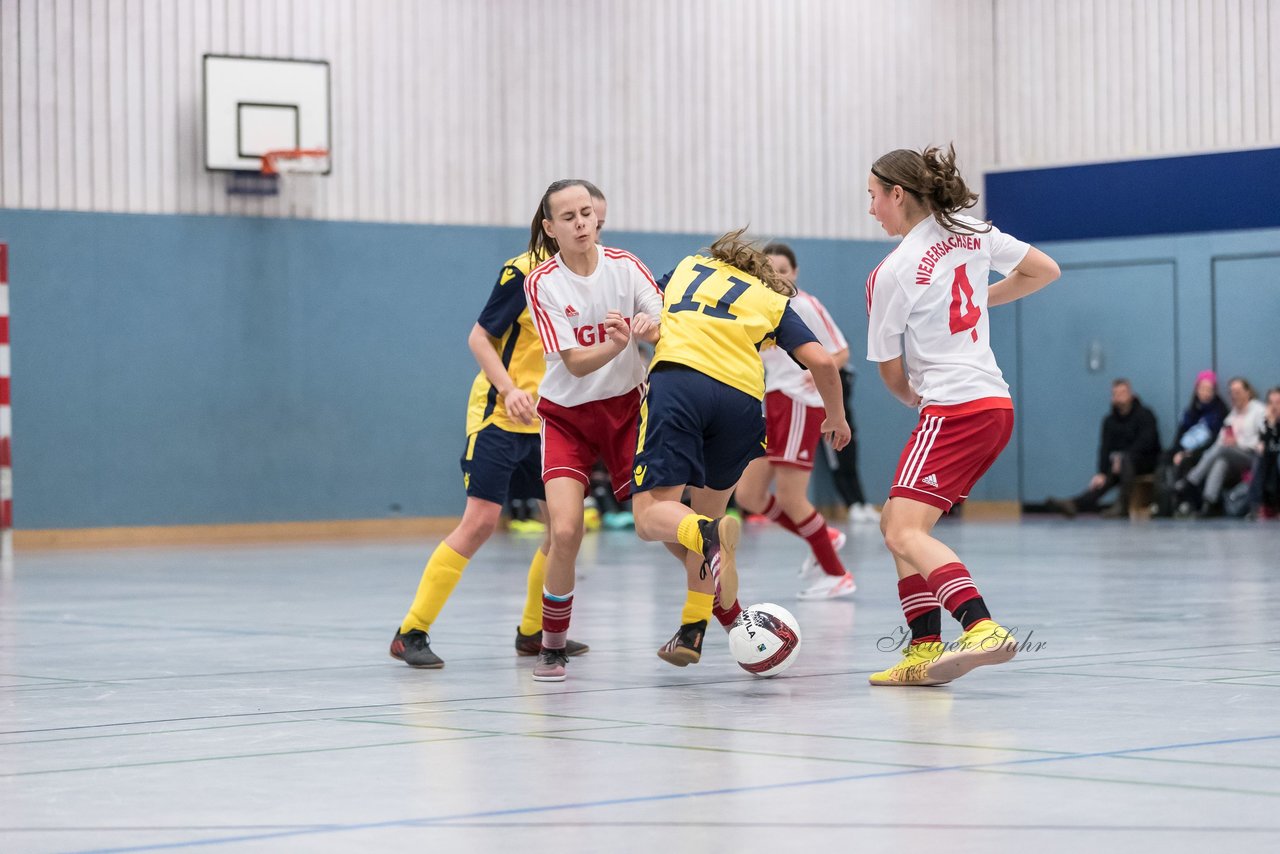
[
  {"xmin": 987, "ymin": 247, "xmax": 1061, "ymax": 307},
  {"xmin": 877, "ymin": 356, "xmax": 922, "ymax": 409},
  {"xmin": 792, "ymin": 341, "xmax": 851, "ymax": 451},
  {"xmin": 467, "ymin": 322, "xmax": 535, "ymax": 425}
]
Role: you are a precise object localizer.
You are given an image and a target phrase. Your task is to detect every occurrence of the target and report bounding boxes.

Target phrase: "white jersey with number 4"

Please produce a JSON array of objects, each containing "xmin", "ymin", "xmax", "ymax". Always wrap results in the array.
[
  {"xmin": 865, "ymin": 214, "xmax": 1029, "ymax": 408},
  {"xmin": 763, "ymin": 290, "xmax": 848, "ymax": 408}
]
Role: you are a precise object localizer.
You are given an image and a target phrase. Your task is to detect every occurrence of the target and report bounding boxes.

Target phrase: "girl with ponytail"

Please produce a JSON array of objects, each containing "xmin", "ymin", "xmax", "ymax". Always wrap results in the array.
[{"xmin": 864, "ymin": 144, "xmax": 1061, "ymax": 687}]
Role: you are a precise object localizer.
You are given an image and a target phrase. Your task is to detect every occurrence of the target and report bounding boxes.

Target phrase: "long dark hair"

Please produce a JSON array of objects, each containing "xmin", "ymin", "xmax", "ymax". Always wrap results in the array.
[
  {"xmin": 528, "ymin": 179, "xmax": 598, "ymax": 260},
  {"xmin": 871, "ymin": 143, "xmax": 989, "ymax": 235}
]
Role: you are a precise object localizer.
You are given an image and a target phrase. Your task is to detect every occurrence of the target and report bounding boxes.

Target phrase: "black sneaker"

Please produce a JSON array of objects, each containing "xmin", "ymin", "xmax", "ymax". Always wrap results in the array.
[
  {"xmin": 697, "ymin": 515, "xmax": 740, "ymax": 607},
  {"xmin": 389, "ymin": 629, "xmax": 444, "ymax": 669},
  {"xmin": 515, "ymin": 628, "xmax": 589, "ymax": 657},
  {"xmin": 657, "ymin": 620, "xmax": 707, "ymax": 667}
]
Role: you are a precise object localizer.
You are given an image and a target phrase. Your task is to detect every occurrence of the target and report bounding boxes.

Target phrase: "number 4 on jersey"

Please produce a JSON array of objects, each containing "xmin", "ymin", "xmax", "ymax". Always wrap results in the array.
[{"xmin": 949, "ymin": 265, "xmax": 981, "ymax": 342}]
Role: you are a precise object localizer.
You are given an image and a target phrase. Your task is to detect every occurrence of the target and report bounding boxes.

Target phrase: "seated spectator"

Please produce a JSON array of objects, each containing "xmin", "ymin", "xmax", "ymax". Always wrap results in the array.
[
  {"xmin": 1246, "ymin": 386, "xmax": 1280, "ymax": 520},
  {"xmin": 1045, "ymin": 379, "xmax": 1161, "ymax": 518},
  {"xmin": 1151, "ymin": 370, "xmax": 1228, "ymax": 516},
  {"xmin": 1179, "ymin": 376, "xmax": 1266, "ymax": 517}
]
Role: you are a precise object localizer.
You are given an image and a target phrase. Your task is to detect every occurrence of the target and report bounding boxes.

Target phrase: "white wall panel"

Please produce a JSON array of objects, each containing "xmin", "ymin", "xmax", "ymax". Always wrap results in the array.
[
  {"xmin": 993, "ymin": 0, "xmax": 1279, "ymax": 169},
  {"xmin": 0, "ymin": 0, "xmax": 1274, "ymax": 238}
]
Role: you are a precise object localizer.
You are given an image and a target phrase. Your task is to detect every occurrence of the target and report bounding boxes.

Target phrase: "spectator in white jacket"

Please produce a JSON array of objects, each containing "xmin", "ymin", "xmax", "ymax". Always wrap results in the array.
[{"xmin": 1181, "ymin": 376, "xmax": 1267, "ymax": 517}]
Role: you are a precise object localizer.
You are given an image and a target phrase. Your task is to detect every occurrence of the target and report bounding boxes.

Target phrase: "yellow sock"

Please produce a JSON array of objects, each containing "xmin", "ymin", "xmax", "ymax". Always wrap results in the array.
[
  {"xmin": 399, "ymin": 543, "xmax": 468, "ymax": 633},
  {"xmin": 676, "ymin": 514, "xmax": 712, "ymax": 555},
  {"xmin": 518, "ymin": 548, "xmax": 548, "ymax": 636},
  {"xmin": 681, "ymin": 590, "xmax": 715, "ymax": 626}
]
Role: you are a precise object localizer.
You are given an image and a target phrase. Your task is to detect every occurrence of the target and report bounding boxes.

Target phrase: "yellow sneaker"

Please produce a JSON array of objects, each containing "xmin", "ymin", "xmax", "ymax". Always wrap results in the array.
[
  {"xmin": 583, "ymin": 507, "xmax": 602, "ymax": 532},
  {"xmin": 928, "ymin": 620, "xmax": 1017, "ymax": 683},
  {"xmin": 508, "ymin": 518, "xmax": 546, "ymax": 535},
  {"xmin": 868, "ymin": 641, "xmax": 949, "ymax": 686}
]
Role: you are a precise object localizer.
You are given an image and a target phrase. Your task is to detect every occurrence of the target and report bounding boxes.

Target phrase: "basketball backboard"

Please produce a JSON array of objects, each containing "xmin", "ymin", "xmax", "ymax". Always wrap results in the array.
[{"xmin": 203, "ymin": 55, "xmax": 331, "ymax": 173}]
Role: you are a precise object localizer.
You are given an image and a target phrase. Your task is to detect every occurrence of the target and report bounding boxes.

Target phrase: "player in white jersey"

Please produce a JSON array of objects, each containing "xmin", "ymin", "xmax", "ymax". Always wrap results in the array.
[
  {"xmin": 734, "ymin": 243, "xmax": 857, "ymax": 601},
  {"xmin": 864, "ymin": 145, "xmax": 1060, "ymax": 687},
  {"xmin": 522, "ymin": 179, "xmax": 664, "ymax": 681}
]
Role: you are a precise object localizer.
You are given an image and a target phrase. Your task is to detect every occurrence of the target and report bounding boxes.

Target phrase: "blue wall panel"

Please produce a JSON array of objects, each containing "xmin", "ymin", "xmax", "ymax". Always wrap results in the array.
[
  {"xmin": 1212, "ymin": 255, "xmax": 1280, "ymax": 390},
  {"xmin": 1016, "ymin": 262, "xmax": 1178, "ymax": 500},
  {"xmin": 986, "ymin": 148, "xmax": 1280, "ymax": 243},
  {"xmin": 2, "ymin": 209, "xmax": 1277, "ymax": 528},
  {"xmin": 4, "ymin": 212, "xmax": 518, "ymax": 527}
]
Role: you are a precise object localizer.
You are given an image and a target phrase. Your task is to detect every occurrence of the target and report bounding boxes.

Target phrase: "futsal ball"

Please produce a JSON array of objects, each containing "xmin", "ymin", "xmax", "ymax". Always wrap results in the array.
[{"xmin": 728, "ymin": 603, "xmax": 802, "ymax": 677}]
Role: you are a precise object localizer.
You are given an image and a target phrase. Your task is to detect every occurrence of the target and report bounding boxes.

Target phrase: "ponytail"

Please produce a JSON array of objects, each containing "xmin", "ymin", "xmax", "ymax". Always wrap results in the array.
[{"xmin": 871, "ymin": 143, "xmax": 990, "ymax": 235}]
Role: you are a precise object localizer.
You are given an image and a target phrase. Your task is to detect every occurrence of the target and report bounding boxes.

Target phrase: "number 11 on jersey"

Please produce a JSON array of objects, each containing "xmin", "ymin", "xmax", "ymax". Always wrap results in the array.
[
  {"xmin": 669, "ymin": 263, "xmax": 750, "ymax": 319},
  {"xmin": 949, "ymin": 265, "xmax": 981, "ymax": 342}
]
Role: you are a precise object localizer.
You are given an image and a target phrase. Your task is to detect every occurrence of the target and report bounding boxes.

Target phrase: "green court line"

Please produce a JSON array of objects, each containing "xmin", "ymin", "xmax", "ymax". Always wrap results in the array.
[
  {"xmin": 455, "ymin": 708, "xmax": 1069, "ymax": 756},
  {"xmin": 451, "ymin": 728, "xmax": 1280, "ymax": 799},
  {"xmin": 457, "ymin": 709, "xmax": 1280, "ymax": 775},
  {"xmin": 0, "ymin": 669, "xmax": 865, "ymax": 737},
  {"xmin": 1011, "ymin": 668, "xmax": 1249, "ymax": 685},
  {"xmin": 1141, "ymin": 664, "xmax": 1280, "ymax": 675},
  {"xmin": 1112, "ymin": 754, "xmax": 1280, "ymax": 772},
  {"xmin": 0, "ymin": 717, "xmax": 333, "ymax": 747},
  {"xmin": 0, "ymin": 733, "xmax": 500, "ymax": 778},
  {"xmin": 971, "ymin": 766, "xmax": 1280, "ymax": 798},
  {"xmin": 999, "ymin": 639, "xmax": 1280, "ymax": 666},
  {"xmin": 0, "ymin": 676, "xmax": 107, "ymax": 686},
  {"xmin": 340, "ymin": 717, "xmax": 644, "ymax": 737},
  {"xmin": 524, "ymin": 730, "xmax": 926, "ymax": 770},
  {"xmin": 413, "ymin": 820, "xmax": 1280, "ymax": 833}
]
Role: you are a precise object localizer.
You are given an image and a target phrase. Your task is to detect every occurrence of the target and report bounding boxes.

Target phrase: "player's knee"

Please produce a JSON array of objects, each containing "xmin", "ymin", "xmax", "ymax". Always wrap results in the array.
[
  {"xmin": 632, "ymin": 509, "xmax": 659, "ymax": 541},
  {"xmin": 881, "ymin": 520, "xmax": 911, "ymax": 556},
  {"xmin": 549, "ymin": 517, "xmax": 583, "ymax": 550},
  {"xmin": 455, "ymin": 509, "xmax": 500, "ymax": 551}
]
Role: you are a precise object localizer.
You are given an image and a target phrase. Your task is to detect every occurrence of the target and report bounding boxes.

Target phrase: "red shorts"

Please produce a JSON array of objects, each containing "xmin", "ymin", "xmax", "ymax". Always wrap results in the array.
[
  {"xmin": 889, "ymin": 398, "xmax": 1014, "ymax": 511},
  {"xmin": 537, "ymin": 388, "xmax": 641, "ymax": 500},
  {"xmin": 764, "ymin": 390, "xmax": 824, "ymax": 470}
]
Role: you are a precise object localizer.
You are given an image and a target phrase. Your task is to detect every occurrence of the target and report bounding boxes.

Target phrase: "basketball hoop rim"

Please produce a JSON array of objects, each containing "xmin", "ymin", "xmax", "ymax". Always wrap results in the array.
[{"xmin": 261, "ymin": 148, "xmax": 330, "ymax": 175}]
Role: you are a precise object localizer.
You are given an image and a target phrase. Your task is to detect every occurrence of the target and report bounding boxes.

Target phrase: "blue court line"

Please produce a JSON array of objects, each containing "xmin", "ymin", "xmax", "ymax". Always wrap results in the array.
[{"xmin": 66, "ymin": 731, "xmax": 1280, "ymax": 854}]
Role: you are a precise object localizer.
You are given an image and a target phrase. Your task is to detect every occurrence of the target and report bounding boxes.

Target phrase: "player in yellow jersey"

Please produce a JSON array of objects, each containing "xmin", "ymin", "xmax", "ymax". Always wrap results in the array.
[
  {"xmin": 389, "ymin": 187, "xmax": 607, "ymax": 668},
  {"xmin": 629, "ymin": 228, "xmax": 852, "ymax": 665}
]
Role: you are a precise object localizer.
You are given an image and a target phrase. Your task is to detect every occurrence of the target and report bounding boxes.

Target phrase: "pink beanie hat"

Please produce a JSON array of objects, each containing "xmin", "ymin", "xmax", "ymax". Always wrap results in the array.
[{"xmin": 1196, "ymin": 370, "xmax": 1217, "ymax": 386}]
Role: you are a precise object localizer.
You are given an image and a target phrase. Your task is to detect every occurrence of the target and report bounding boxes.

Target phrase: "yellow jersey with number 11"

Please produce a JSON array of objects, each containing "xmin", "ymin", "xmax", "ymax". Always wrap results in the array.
[{"xmin": 651, "ymin": 255, "xmax": 808, "ymax": 401}]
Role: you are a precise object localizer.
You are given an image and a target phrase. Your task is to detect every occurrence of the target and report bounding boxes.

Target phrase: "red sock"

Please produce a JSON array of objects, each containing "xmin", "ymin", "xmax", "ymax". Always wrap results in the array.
[
  {"xmin": 541, "ymin": 589, "xmax": 573, "ymax": 649},
  {"xmin": 898, "ymin": 574, "xmax": 942, "ymax": 644},
  {"xmin": 762, "ymin": 496, "xmax": 801, "ymax": 535},
  {"xmin": 795, "ymin": 510, "xmax": 845, "ymax": 576},
  {"xmin": 924, "ymin": 562, "xmax": 991, "ymax": 629},
  {"xmin": 713, "ymin": 599, "xmax": 742, "ymax": 628}
]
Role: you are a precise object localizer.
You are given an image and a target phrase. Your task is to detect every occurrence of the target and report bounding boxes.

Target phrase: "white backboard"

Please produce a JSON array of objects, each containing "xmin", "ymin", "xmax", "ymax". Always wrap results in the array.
[{"xmin": 204, "ymin": 55, "xmax": 330, "ymax": 172}]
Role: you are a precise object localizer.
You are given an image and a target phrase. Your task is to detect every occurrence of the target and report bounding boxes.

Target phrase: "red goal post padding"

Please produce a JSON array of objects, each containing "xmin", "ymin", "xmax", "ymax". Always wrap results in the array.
[{"xmin": 0, "ymin": 241, "xmax": 11, "ymax": 541}]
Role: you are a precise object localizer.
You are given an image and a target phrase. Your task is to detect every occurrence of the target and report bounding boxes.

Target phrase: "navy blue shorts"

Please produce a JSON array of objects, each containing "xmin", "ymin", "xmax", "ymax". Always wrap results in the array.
[
  {"xmin": 632, "ymin": 364, "xmax": 766, "ymax": 493},
  {"xmin": 460, "ymin": 426, "xmax": 545, "ymax": 505}
]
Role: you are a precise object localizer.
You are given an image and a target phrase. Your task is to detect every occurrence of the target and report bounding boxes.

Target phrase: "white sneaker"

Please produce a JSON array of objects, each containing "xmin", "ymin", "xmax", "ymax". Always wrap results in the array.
[
  {"xmin": 850, "ymin": 503, "xmax": 880, "ymax": 524},
  {"xmin": 797, "ymin": 526, "xmax": 847, "ymax": 579},
  {"xmin": 797, "ymin": 572, "xmax": 857, "ymax": 601}
]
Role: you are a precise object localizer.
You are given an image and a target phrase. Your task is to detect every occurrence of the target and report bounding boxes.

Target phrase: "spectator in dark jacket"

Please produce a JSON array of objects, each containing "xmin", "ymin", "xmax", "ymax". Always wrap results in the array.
[
  {"xmin": 1048, "ymin": 379, "xmax": 1161, "ymax": 518},
  {"xmin": 1247, "ymin": 386, "xmax": 1280, "ymax": 520},
  {"xmin": 1151, "ymin": 370, "xmax": 1228, "ymax": 516},
  {"xmin": 1170, "ymin": 371, "xmax": 1229, "ymax": 470}
]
